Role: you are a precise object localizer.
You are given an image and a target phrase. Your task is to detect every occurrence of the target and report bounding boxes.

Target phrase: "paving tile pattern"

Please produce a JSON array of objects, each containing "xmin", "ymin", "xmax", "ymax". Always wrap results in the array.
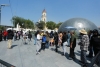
[{"xmin": 0, "ymin": 38, "xmax": 88, "ymax": 67}]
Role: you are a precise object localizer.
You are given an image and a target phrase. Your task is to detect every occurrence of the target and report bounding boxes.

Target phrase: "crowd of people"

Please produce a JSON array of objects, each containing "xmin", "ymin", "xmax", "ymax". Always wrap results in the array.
[
  {"xmin": 34, "ymin": 29, "xmax": 100, "ymax": 67},
  {"xmin": 0, "ymin": 29, "xmax": 100, "ymax": 67},
  {"xmin": 0, "ymin": 29, "xmax": 32, "ymax": 48}
]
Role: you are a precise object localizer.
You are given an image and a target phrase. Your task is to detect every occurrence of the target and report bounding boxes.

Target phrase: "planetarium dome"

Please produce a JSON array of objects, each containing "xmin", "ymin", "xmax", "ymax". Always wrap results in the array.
[{"xmin": 58, "ymin": 18, "xmax": 98, "ymax": 33}]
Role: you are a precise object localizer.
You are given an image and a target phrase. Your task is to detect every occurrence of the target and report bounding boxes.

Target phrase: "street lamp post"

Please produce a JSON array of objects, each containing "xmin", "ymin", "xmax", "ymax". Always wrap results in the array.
[
  {"xmin": 0, "ymin": 5, "xmax": 1, "ymax": 26},
  {"xmin": 0, "ymin": 4, "xmax": 9, "ymax": 25}
]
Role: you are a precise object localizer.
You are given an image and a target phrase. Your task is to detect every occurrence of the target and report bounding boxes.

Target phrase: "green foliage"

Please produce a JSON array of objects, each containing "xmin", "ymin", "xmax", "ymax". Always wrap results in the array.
[
  {"xmin": 11, "ymin": 16, "xmax": 34, "ymax": 29},
  {"xmin": 46, "ymin": 21, "xmax": 56, "ymax": 30},
  {"xmin": 36, "ymin": 21, "xmax": 46, "ymax": 30},
  {"xmin": 56, "ymin": 22, "xmax": 62, "ymax": 28},
  {"xmin": 0, "ymin": 26, "xmax": 5, "ymax": 30}
]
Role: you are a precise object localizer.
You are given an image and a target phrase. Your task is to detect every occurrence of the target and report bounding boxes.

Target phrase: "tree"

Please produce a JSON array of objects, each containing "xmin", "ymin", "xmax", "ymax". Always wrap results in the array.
[
  {"xmin": 0, "ymin": 26, "xmax": 5, "ymax": 30},
  {"xmin": 56, "ymin": 22, "xmax": 62, "ymax": 28},
  {"xmin": 36, "ymin": 21, "xmax": 46, "ymax": 30},
  {"xmin": 11, "ymin": 16, "xmax": 34, "ymax": 29},
  {"xmin": 46, "ymin": 21, "xmax": 56, "ymax": 30}
]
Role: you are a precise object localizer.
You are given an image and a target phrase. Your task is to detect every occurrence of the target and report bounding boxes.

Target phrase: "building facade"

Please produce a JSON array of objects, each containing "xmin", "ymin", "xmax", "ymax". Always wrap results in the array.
[{"xmin": 41, "ymin": 9, "xmax": 47, "ymax": 23}]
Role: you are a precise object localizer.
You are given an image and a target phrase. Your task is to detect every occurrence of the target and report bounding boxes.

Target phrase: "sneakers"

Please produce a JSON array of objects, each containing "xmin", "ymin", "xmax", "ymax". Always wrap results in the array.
[
  {"xmin": 86, "ymin": 55, "xmax": 93, "ymax": 58},
  {"xmin": 79, "ymin": 60, "xmax": 84, "ymax": 64},
  {"xmin": 68, "ymin": 57, "xmax": 73, "ymax": 60},
  {"xmin": 67, "ymin": 45, "xmax": 70, "ymax": 47},
  {"xmin": 36, "ymin": 52, "xmax": 40, "ymax": 55}
]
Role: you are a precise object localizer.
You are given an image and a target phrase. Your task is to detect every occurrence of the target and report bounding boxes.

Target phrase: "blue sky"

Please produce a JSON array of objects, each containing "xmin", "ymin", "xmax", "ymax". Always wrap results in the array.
[{"xmin": 0, "ymin": 0, "xmax": 100, "ymax": 27}]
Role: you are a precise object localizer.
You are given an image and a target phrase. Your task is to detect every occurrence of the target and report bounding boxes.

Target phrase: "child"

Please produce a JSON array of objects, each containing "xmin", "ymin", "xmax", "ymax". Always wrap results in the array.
[{"xmin": 41, "ymin": 34, "xmax": 46, "ymax": 51}]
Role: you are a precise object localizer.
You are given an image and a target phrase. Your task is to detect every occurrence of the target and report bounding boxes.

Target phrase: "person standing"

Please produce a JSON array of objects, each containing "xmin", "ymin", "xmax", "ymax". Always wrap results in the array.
[
  {"xmin": 45, "ymin": 31, "xmax": 50, "ymax": 48},
  {"xmin": 36, "ymin": 31, "xmax": 41, "ymax": 55},
  {"xmin": 7, "ymin": 30, "xmax": 14, "ymax": 49},
  {"xmin": 62, "ymin": 32, "xmax": 68, "ymax": 55},
  {"xmin": 67, "ymin": 31, "xmax": 71, "ymax": 47},
  {"xmin": 91, "ymin": 29, "xmax": 100, "ymax": 56},
  {"xmin": 34, "ymin": 31, "xmax": 37, "ymax": 45},
  {"xmin": 49, "ymin": 31, "xmax": 54, "ymax": 46},
  {"xmin": 0, "ymin": 30, "xmax": 2, "ymax": 42},
  {"xmin": 79, "ymin": 29, "xmax": 89, "ymax": 67},
  {"xmin": 18, "ymin": 31, "xmax": 21, "ymax": 40},
  {"xmin": 3, "ymin": 30, "xmax": 8, "ymax": 41},
  {"xmin": 87, "ymin": 30, "xmax": 93, "ymax": 58},
  {"xmin": 54, "ymin": 32, "xmax": 58, "ymax": 52},
  {"xmin": 14, "ymin": 31, "xmax": 16, "ymax": 41},
  {"xmin": 69, "ymin": 31, "xmax": 76, "ymax": 60},
  {"xmin": 58, "ymin": 31, "xmax": 63, "ymax": 47}
]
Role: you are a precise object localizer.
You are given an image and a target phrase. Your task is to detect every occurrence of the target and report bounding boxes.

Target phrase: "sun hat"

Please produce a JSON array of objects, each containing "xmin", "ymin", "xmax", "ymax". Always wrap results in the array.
[{"xmin": 79, "ymin": 29, "xmax": 87, "ymax": 34}]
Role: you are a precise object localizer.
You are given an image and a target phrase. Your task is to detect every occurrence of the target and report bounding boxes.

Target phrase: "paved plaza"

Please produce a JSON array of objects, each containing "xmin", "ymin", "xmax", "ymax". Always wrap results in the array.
[{"xmin": 0, "ymin": 38, "xmax": 91, "ymax": 67}]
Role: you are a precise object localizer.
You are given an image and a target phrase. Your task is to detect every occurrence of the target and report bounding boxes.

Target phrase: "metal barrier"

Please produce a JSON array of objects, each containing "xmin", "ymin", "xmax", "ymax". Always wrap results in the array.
[{"xmin": 0, "ymin": 59, "xmax": 15, "ymax": 67}]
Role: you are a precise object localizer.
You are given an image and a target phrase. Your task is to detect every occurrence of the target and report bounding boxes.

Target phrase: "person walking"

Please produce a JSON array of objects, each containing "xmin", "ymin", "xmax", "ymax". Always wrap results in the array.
[
  {"xmin": 7, "ymin": 30, "xmax": 14, "ymax": 49},
  {"xmin": 36, "ymin": 31, "xmax": 41, "ymax": 55},
  {"xmin": 41, "ymin": 33, "xmax": 46, "ymax": 51},
  {"xmin": 79, "ymin": 29, "xmax": 89, "ymax": 67},
  {"xmin": 28, "ymin": 31, "xmax": 32, "ymax": 41}
]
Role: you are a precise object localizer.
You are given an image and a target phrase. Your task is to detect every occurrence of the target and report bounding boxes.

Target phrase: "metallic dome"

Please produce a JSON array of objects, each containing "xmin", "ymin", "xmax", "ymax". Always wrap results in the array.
[{"xmin": 58, "ymin": 18, "xmax": 98, "ymax": 33}]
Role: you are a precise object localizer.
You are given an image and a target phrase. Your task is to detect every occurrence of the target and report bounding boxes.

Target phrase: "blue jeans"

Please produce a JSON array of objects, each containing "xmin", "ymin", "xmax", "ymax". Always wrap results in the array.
[
  {"xmin": 67, "ymin": 39, "xmax": 70, "ymax": 46},
  {"xmin": 14, "ymin": 36, "xmax": 16, "ymax": 41},
  {"xmin": 34, "ymin": 37, "xmax": 36, "ymax": 45},
  {"xmin": 46, "ymin": 41, "xmax": 49, "ymax": 49},
  {"xmin": 88, "ymin": 47, "xmax": 93, "ymax": 56},
  {"xmin": 81, "ymin": 50, "xmax": 87, "ymax": 64}
]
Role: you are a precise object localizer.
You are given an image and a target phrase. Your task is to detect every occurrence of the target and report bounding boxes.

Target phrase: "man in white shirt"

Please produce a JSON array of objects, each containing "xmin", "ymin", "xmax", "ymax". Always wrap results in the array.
[{"xmin": 36, "ymin": 31, "xmax": 41, "ymax": 55}]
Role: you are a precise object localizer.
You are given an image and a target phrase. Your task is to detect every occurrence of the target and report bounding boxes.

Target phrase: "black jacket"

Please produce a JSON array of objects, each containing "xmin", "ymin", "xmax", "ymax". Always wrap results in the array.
[
  {"xmin": 54, "ymin": 34, "xmax": 58, "ymax": 44},
  {"xmin": 7, "ymin": 30, "xmax": 14, "ymax": 39},
  {"xmin": 28, "ymin": 33, "xmax": 32, "ymax": 38},
  {"xmin": 91, "ymin": 34, "xmax": 100, "ymax": 49},
  {"xmin": 62, "ymin": 34, "xmax": 67, "ymax": 43}
]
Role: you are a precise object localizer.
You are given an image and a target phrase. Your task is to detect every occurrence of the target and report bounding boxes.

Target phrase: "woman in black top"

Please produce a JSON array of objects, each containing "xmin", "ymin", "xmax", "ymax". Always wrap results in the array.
[
  {"xmin": 62, "ymin": 32, "xmax": 68, "ymax": 55},
  {"xmin": 54, "ymin": 32, "xmax": 58, "ymax": 52}
]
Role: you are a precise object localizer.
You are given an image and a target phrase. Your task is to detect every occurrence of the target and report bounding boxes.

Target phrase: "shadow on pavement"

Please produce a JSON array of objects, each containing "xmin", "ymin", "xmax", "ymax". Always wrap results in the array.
[
  {"xmin": 75, "ymin": 52, "xmax": 80, "ymax": 56},
  {"xmin": 11, "ymin": 45, "xmax": 17, "ymax": 48},
  {"xmin": 50, "ymin": 48, "xmax": 83, "ymax": 66}
]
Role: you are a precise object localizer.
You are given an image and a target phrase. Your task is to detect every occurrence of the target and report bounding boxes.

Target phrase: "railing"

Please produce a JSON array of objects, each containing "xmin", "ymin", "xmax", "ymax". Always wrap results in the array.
[{"xmin": 0, "ymin": 59, "xmax": 15, "ymax": 67}]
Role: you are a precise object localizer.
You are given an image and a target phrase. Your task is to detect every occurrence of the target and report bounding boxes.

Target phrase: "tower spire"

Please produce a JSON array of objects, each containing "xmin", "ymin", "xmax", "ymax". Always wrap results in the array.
[{"xmin": 42, "ymin": 9, "xmax": 46, "ymax": 13}]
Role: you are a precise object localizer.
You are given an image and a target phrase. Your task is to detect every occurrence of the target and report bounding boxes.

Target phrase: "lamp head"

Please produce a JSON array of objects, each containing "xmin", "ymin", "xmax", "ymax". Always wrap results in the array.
[{"xmin": 1, "ymin": 4, "xmax": 9, "ymax": 6}]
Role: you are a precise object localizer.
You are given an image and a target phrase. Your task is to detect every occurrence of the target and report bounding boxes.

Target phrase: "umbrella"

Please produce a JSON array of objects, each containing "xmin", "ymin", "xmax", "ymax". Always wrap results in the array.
[{"xmin": 65, "ymin": 26, "xmax": 77, "ymax": 30}]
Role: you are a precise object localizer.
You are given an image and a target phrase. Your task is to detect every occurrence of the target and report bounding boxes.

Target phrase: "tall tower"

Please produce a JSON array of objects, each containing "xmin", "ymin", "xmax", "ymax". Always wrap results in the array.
[{"xmin": 41, "ymin": 9, "xmax": 47, "ymax": 23}]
